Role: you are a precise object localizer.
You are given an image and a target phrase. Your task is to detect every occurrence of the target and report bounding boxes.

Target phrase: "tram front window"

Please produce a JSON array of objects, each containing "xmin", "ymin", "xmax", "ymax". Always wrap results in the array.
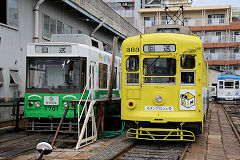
[
  {"xmin": 27, "ymin": 58, "xmax": 80, "ymax": 90},
  {"xmin": 143, "ymin": 58, "xmax": 176, "ymax": 83},
  {"xmin": 224, "ymin": 81, "xmax": 234, "ymax": 89}
]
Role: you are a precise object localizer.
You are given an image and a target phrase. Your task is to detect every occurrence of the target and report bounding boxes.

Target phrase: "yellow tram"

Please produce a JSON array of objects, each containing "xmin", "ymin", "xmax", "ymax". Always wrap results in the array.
[{"xmin": 121, "ymin": 26, "xmax": 208, "ymax": 141}]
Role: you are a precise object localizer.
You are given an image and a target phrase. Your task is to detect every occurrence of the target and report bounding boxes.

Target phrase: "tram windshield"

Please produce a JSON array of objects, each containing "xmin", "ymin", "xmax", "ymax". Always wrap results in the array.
[
  {"xmin": 143, "ymin": 58, "xmax": 176, "ymax": 84},
  {"xmin": 27, "ymin": 58, "xmax": 80, "ymax": 90},
  {"xmin": 224, "ymin": 81, "xmax": 234, "ymax": 89},
  {"xmin": 143, "ymin": 58, "xmax": 176, "ymax": 76}
]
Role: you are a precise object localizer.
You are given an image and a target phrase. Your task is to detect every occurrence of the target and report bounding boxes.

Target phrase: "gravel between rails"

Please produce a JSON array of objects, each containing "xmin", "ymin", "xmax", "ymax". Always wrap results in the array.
[
  {"xmin": 89, "ymin": 135, "xmax": 135, "ymax": 160},
  {"xmin": 120, "ymin": 141, "xmax": 187, "ymax": 160},
  {"xmin": 89, "ymin": 135, "xmax": 188, "ymax": 160}
]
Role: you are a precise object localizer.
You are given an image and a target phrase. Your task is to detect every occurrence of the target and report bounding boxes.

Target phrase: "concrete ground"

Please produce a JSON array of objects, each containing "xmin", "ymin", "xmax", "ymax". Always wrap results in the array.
[{"xmin": 185, "ymin": 103, "xmax": 240, "ymax": 160}]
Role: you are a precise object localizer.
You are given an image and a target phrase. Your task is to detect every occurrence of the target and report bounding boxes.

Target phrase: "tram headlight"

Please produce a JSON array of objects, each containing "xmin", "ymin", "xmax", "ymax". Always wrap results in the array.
[
  {"xmin": 63, "ymin": 102, "xmax": 68, "ymax": 108},
  {"xmin": 35, "ymin": 101, "xmax": 41, "ymax": 108},
  {"xmin": 155, "ymin": 95, "xmax": 162, "ymax": 103},
  {"xmin": 29, "ymin": 101, "xmax": 33, "ymax": 107}
]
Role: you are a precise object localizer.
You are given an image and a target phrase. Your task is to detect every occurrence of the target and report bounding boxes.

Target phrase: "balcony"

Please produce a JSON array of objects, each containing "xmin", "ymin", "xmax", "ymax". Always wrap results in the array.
[
  {"xmin": 208, "ymin": 18, "xmax": 226, "ymax": 25},
  {"xmin": 230, "ymin": 35, "xmax": 240, "ymax": 42},
  {"xmin": 230, "ymin": 53, "xmax": 240, "ymax": 60},
  {"xmin": 205, "ymin": 53, "xmax": 240, "ymax": 60},
  {"xmin": 201, "ymin": 36, "xmax": 226, "ymax": 43},
  {"xmin": 205, "ymin": 53, "xmax": 226, "ymax": 60},
  {"xmin": 184, "ymin": 19, "xmax": 202, "ymax": 26}
]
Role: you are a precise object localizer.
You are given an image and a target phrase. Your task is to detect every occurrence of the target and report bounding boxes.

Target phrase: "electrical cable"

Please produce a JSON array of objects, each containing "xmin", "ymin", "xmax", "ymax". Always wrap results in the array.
[{"xmin": 103, "ymin": 121, "xmax": 125, "ymax": 137}]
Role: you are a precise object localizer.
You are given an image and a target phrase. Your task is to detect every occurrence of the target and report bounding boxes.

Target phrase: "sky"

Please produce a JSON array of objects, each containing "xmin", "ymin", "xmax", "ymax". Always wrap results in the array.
[{"xmin": 192, "ymin": 0, "xmax": 240, "ymax": 7}]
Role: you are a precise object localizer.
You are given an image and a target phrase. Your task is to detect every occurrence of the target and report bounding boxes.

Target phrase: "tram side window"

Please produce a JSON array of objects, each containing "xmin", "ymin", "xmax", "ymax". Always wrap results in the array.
[
  {"xmin": 80, "ymin": 58, "xmax": 86, "ymax": 91},
  {"xmin": 112, "ymin": 67, "xmax": 117, "ymax": 89},
  {"xmin": 126, "ymin": 55, "xmax": 139, "ymax": 85},
  {"xmin": 219, "ymin": 81, "xmax": 223, "ymax": 89},
  {"xmin": 127, "ymin": 73, "xmax": 139, "ymax": 84},
  {"xmin": 99, "ymin": 63, "xmax": 108, "ymax": 89},
  {"xmin": 0, "ymin": 68, "xmax": 3, "ymax": 86},
  {"xmin": 181, "ymin": 71, "xmax": 195, "ymax": 85},
  {"xmin": 181, "ymin": 55, "xmax": 195, "ymax": 69},
  {"xmin": 126, "ymin": 56, "xmax": 139, "ymax": 71},
  {"xmin": 235, "ymin": 81, "xmax": 239, "ymax": 89}
]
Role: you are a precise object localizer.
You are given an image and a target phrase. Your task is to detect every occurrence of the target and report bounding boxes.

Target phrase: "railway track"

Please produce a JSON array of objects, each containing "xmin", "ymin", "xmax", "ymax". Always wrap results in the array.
[
  {"xmin": 110, "ymin": 140, "xmax": 190, "ymax": 160},
  {"xmin": 0, "ymin": 129, "xmax": 76, "ymax": 159},
  {"xmin": 222, "ymin": 104, "xmax": 240, "ymax": 142}
]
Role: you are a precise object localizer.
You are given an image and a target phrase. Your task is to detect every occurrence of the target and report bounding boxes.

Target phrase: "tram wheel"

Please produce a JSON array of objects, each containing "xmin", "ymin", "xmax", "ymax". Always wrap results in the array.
[{"xmin": 196, "ymin": 123, "xmax": 202, "ymax": 135}]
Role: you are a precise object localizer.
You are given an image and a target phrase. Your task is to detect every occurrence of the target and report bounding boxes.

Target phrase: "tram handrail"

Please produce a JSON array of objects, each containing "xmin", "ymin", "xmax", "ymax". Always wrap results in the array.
[{"xmin": 77, "ymin": 74, "xmax": 93, "ymax": 138}]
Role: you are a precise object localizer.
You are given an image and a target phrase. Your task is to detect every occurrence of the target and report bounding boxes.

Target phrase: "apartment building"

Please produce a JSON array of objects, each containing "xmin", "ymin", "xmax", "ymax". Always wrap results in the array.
[
  {"xmin": 139, "ymin": 5, "xmax": 240, "ymax": 84},
  {"xmin": 104, "ymin": 0, "xmax": 141, "ymax": 29},
  {"xmin": 104, "ymin": 0, "xmax": 192, "ymax": 30}
]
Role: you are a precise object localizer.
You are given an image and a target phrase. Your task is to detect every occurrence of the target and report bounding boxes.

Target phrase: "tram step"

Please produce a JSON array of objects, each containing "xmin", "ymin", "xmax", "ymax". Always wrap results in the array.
[
  {"xmin": 58, "ymin": 130, "xmax": 78, "ymax": 134},
  {"xmin": 55, "ymin": 139, "xmax": 78, "ymax": 143}
]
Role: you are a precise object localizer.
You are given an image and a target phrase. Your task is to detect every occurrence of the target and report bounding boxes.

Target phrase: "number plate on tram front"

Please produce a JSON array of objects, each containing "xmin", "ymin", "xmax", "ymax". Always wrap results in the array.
[
  {"xmin": 144, "ymin": 106, "xmax": 174, "ymax": 111},
  {"xmin": 44, "ymin": 96, "xmax": 59, "ymax": 105}
]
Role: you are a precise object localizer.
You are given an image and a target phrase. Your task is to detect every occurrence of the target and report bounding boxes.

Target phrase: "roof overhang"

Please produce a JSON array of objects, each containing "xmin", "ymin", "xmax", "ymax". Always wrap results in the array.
[{"xmin": 62, "ymin": 0, "xmax": 126, "ymax": 39}]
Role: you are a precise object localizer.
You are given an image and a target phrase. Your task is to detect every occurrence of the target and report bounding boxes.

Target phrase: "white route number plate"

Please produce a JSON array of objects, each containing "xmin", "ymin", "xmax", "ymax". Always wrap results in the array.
[
  {"xmin": 144, "ymin": 106, "xmax": 174, "ymax": 111},
  {"xmin": 44, "ymin": 96, "xmax": 59, "ymax": 105}
]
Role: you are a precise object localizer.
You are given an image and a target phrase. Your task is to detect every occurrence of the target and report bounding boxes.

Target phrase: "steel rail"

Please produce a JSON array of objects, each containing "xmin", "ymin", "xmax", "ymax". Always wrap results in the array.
[
  {"xmin": 222, "ymin": 104, "xmax": 240, "ymax": 143},
  {"xmin": 108, "ymin": 140, "xmax": 136, "ymax": 160},
  {"xmin": 179, "ymin": 142, "xmax": 190, "ymax": 160}
]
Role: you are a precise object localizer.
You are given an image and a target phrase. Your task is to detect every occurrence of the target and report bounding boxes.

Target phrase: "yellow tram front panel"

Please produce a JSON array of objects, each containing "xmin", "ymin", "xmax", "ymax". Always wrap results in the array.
[{"xmin": 121, "ymin": 33, "xmax": 207, "ymax": 125}]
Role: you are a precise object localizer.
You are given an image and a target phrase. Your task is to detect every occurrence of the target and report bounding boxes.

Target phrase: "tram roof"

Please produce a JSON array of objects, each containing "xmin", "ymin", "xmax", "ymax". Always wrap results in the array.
[
  {"xmin": 122, "ymin": 33, "xmax": 202, "ymax": 54},
  {"xmin": 218, "ymin": 75, "xmax": 240, "ymax": 80},
  {"xmin": 27, "ymin": 42, "xmax": 115, "ymax": 58}
]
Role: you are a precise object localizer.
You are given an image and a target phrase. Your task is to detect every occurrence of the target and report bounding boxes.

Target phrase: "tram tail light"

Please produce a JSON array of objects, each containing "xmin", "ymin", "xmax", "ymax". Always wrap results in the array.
[{"xmin": 129, "ymin": 102, "xmax": 134, "ymax": 107}]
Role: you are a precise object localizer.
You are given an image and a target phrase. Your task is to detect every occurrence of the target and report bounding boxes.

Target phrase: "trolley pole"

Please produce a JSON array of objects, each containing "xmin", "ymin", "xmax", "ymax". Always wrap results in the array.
[{"xmin": 107, "ymin": 36, "xmax": 118, "ymax": 101}]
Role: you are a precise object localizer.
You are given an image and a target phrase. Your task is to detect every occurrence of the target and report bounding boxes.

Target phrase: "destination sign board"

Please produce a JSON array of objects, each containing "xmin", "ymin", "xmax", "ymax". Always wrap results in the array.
[
  {"xmin": 35, "ymin": 45, "xmax": 72, "ymax": 54},
  {"xmin": 144, "ymin": 44, "xmax": 176, "ymax": 53}
]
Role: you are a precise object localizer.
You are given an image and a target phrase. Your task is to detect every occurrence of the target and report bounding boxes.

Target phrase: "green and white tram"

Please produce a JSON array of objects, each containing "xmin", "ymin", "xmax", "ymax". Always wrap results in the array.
[{"xmin": 24, "ymin": 36, "xmax": 121, "ymax": 131}]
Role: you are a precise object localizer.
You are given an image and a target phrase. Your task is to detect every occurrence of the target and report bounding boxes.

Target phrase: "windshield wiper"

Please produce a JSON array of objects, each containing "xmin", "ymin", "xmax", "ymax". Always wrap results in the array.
[
  {"xmin": 39, "ymin": 76, "xmax": 55, "ymax": 93},
  {"xmin": 48, "ymin": 86, "xmax": 55, "ymax": 93},
  {"xmin": 147, "ymin": 56, "xmax": 160, "ymax": 73}
]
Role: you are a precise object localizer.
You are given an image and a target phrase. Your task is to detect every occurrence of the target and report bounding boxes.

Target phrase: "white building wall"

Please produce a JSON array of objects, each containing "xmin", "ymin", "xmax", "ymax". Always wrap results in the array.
[{"xmin": 0, "ymin": 0, "xmax": 138, "ymax": 122}]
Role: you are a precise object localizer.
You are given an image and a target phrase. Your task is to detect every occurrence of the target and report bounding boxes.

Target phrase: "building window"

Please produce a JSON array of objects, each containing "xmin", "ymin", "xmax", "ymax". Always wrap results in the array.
[
  {"xmin": 0, "ymin": 68, "xmax": 4, "ymax": 86},
  {"xmin": 44, "ymin": 14, "xmax": 75, "ymax": 39},
  {"xmin": 10, "ymin": 69, "xmax": 21, "ymax": 86},
  {"xmin": 50, "ymin": 18, "xmax": 56, "ymax": 37},
  {"xmin": 234, "ymin": 48, "xmax": 239, "ymax": 53},
  {"xmin": 63, "ymin": 24, "xmax": 72, "ymax": 34},
  {"xmin": 233, "ymin": 66, "xmax": 239, "ymax": 70},
  {"xmin": 43, "ymin": 14, "xmax": 50, "ymax": 38},
  {"xmin": 144, "ymin": 17, "xmax": 156, "ymax": 27},
  {"xmin": 208, "ymin": 14, "xmax": 225, "ymax": 24},
  {"xmin": 99, "ymin": 63, "xmax": 108, "ymax": 89},
  {"xmin": 0, "ymin": 0, "xmax": 18, "ymax": 27},
  {"xmin": 57, "ymin": 21, "xmax": 63, "ymax": 34},
  {"xmin": 184, "ymin": 17, "xmax": 191, "ymax": 22},
  {"xmin": 231, "ymin": 31, "xmax": 240, "ymax": 42},
  {"xmin": 210, "ymin": 49, "xmax": 215, "ymax": 53}
]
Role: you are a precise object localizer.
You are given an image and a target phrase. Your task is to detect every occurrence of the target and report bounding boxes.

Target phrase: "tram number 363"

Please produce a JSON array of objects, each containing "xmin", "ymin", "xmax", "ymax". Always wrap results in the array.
[
  {"xmin": 45, "ymin": 106, "xmax": 58, "ymax": 111},
  {"xmin": 126, "ymin": 47, "xmax": 139, "ymax": 52}
]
